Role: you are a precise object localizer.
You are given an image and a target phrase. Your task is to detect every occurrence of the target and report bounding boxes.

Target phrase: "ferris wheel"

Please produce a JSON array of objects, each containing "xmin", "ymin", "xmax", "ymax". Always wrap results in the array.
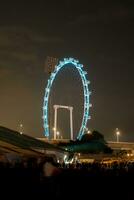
[{"xmin": 43, "ymin": 57, "xmax": 91, "ymax": 140}]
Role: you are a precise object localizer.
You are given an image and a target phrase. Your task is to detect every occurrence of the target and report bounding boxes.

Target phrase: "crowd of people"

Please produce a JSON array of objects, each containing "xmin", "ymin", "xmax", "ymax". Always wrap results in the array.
[
  {"xmin": 0, "ymin": 155, "xmax": 134, "ymax": 198},
  {"xmin": 61, "ymin": 159, "xmax": 134, "ymax": 176}
]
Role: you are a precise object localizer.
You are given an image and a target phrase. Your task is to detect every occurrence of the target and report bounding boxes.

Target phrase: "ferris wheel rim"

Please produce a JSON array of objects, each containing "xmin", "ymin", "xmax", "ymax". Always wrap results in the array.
[{"xmin": 43, "ymin": 57, "xmax": 91, "ymax": 140}]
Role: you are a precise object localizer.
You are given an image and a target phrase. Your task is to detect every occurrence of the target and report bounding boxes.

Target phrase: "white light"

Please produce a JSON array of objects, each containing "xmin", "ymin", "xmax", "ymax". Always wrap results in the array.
[
  {"xmin": 116, "ymin": 128, "xmax": 120, "ymax": 135},
  {"xmin": 19, "ymin": 123, "xmax": 23, "ymax": 135},
  {"xmin": 78, "ymin": 64, "xmax": 83, "ymax": 68},
  {"xmin": 43, "ymin": 106, "xmax": 47, "ymax": 110},
  {"xmin": 69, "ymin": 57, "xmax": 73, "ymax": 61},
  {"xmin": 56, "ymin": 131, "xmax": 60, "ymax": 139},
  {"xmin": 83, "ymin": 71, "xmax": 87, "ymax": 75},
  {"xmin": 70, "ymin": 158, "xmax": 74, "ymax": 164},
  {"xmin": 74, "ymin": 59, "xmax": 79, "ymax": 63},
  {"xmin": 88, "ymin": 116, "xmax": 91, "ymax": 120},
  {"xmin": 43, "ymin": 115, "xmax": 47, "ymax": 119},
  {"xmin": 87, "ymin": 130, "xmax": 91, "ymax": 134},
  {"xmin": 60, "ymin": 61, "xmax": 64, "ymax": 65},
  {"xmin": 51, "ymin": 72, "xmax": 54, "ymax": 76},
  {"xmin": 85, "ymin": 104, "xmax": 89, "ymax": 108},
  {"xmin": 115, "ymin": 128, "xmax": 120, "ymax": 142},
  {"xmin": 55, "ymin": 66, "xmax": 60, "ymax": 71},
  {"xmin": 116, "ymin": 131, "xmax": 120, "ymax": 135},
  {"xmin": 56, "ymin": 131, "xmax": 60, "ymax": 136},
  {"xmin": 64, "ymin": 155, "xmax": 67, "ymax": 161},
  {"xmin": 64, "ymin": 58, "xmax": 68, "ymax": 62},
  {"xmin": 46, "ymin": 88, "xmax": 50, "ymax": 92}
]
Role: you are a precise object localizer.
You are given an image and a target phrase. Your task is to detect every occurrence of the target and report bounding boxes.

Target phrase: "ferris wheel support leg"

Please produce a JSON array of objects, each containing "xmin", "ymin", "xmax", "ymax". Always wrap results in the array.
[
  {"xmin": 54, "ymin": 107, "xmax": 58, "ymax": 140},
  {"xmin": 70, "ymin": 107, "xmax": 73, "ymax": 140}
]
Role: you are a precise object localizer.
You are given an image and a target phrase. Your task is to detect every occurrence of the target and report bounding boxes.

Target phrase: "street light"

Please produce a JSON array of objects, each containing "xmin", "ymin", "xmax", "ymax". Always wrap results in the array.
[
  {"xmin": 87, "ymin": 130, "xmax": 91, "ymax": 134},
  {"xmin": 116, "ymin": 128, "xmax": 120, "ymax": 142},
  {"xmin": 56, "ymin": 131, "xmax": 60, "ymax": 139},
  {"xmin": 19, "ymin": 123, "xmax": 23, "ymax": 135},
  {"xmin": 53, "ymin": 127, "xmax": 56, "ymax": 131}
]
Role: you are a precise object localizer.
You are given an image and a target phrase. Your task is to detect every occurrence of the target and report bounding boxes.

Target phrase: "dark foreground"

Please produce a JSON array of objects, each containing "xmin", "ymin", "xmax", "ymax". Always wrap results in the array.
[{"xmin": 0, "ymin": 160, "xmax": 134, "ymax": 199}]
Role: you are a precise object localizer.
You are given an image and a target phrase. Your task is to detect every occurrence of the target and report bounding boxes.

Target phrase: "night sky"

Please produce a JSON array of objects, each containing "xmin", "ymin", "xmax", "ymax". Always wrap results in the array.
[{"xmin": 0, "ymin": 1, "xmax": 134, "ymax": 141}]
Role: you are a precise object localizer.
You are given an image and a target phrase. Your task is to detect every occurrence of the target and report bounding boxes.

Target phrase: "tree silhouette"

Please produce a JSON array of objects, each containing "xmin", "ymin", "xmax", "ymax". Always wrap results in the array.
[{"xmin": 80, "ymin": 130, "xmax": 106, "ymax": 144}]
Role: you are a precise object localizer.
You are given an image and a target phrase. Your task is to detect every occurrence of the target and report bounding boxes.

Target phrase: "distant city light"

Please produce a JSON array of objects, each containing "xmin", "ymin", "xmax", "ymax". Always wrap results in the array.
[
  {"xmin": 116, "ymin": 131, "xmax": 120, "ymax": 135},
  {"xmin": 19, "ymin": 123, "xmax": 23, "ymax": 135},
  {"xmin": 87, "ymin": 130, "xmax": 91, "ymax": 134},
  {"xmin": 56, "ymin": 131, "xmax": 60, "ymax": 136},
  {"xmin": 115, "ymin": 128, "xmax": 120, "ymax": 142},
  {"xmin": 53, "ymin": 127, "xmax": 56, "ymax": 131},
  {"xmin": 56, "ymin": 131, "xmax": 60, "ymax": 139}
]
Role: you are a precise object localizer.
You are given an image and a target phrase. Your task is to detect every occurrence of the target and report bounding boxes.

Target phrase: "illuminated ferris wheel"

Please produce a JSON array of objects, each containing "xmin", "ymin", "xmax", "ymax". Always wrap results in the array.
[{"xmin": 43, "ymin": 57, "xmax": 91, "ymax": 140}]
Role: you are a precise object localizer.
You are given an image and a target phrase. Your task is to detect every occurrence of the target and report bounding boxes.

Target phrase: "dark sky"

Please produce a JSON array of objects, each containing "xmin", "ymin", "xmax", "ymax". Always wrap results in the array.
[{"xmin": 0, "ymin": 0, "xmax": 134, "ymax": 141}]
